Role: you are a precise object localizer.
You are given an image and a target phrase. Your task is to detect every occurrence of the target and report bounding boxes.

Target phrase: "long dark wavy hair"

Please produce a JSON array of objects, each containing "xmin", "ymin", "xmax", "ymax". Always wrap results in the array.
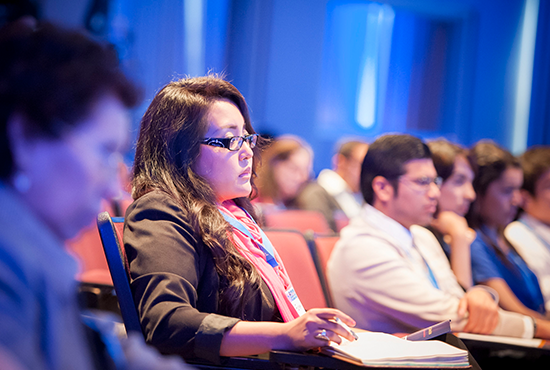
[
  {"xmin": 132, "ymin": 75, "xmax": 267, "ymax": 318},
  {"xmin": 466, "ymin": 140, "xmax": 521, "ymax": 270}
]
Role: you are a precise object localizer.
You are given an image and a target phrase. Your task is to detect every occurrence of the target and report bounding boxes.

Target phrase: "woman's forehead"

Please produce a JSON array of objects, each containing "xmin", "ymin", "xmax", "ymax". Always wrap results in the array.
[{"xmin": 205, "ymin": 99, "xmax": 245, "ymax": 135}]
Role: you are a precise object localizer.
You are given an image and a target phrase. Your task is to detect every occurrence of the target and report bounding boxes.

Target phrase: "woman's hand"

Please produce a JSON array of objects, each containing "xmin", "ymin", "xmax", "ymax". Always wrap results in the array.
[
  {"xmin": 274, "ymin": 308, "xmax": 357, "ymax": 350},
  {"xmin": 220, "ymin": 309, "xmax": 357, "ymax": 356},
  {"xmin": 432, "ymin": 211, "xmax": 476, "ymax": 289}
]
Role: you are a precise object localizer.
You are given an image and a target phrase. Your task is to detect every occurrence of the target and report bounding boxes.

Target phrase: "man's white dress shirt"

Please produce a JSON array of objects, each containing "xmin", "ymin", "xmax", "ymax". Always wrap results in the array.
[{"xmin": 328, "ymin": 204, "xmax": 530, "ymax": 337}]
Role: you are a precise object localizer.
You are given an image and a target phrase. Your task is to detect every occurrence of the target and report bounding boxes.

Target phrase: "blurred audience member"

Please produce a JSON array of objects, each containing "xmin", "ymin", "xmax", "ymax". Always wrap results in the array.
[
  {"xmin": 296, "ymin": 139, "xmax": 368, "ymax": 232},
  {"xmin": 0, "ymin": 20, "xmax": 190, "ymax": 370},
  {"xmin": 255, "ymin": 135, "xmax": 313, "ymax": 215},
  {"xmin": 505, "ymin": 146, "xmax": 550, "ymax": 312},
  {"xmin": 328, "ymin": 134, "xmax": 550, "ymax": 339},
  {"xmin": 467, "ymin": 141, "xmax": 547, "ymax": 318},
  {"xmin": 427, "ymin": 139, "xmax": 477, "ymax": 289}
]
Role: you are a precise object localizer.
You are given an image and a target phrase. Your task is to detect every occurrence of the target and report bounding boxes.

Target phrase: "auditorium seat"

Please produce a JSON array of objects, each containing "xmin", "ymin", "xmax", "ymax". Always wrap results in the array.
[
  {"xmin": 263, "ymin": 229, "xmax": 330, "ymax": 309},
  {"xmin": 97, "ymin": 212, "xmax": 143, "ymax": 336},
  {"xmin": 263, "ymin": 209, "xmax": 332, "ymax": 234},
  {"xmin": 307, "ymin": 234, "xmax": 340, "ymax": 307}
]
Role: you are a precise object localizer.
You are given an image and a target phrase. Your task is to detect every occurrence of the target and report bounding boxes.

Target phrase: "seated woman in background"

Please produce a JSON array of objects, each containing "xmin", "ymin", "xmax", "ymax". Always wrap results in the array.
[
  {"xmin": 254, "ymin": 135, "xmax": 313, "ymax": 215},
  {"xmin": 427, "ymin": 139, "xmax": 477, "ymax": 290},
  {"xmin": 125, "ymin": 76, "xmax": 355, "ymax": 364},
  {"xmin": 467, "ymin": 140, "xmax": 548, "ymax": 318}
]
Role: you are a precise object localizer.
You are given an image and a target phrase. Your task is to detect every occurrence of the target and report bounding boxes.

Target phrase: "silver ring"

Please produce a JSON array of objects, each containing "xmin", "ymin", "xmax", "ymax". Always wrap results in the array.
[{"xmin": 315, "ymin": 329, "xmax": 330, "ymax": 342}]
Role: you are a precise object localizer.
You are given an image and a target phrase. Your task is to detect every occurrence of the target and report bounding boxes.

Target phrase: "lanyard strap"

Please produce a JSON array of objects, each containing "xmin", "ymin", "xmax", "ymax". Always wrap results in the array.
[
  {"xmin": 221, "ymin": 212, "xmax": 279, "ymax": 268},
  {"xmin": 407, "ymin": 243, "xmax": 440, "ymax": 290},
  {"xmin": 424, "ymin": 258, "xmax": 440, "ymax": 290}
]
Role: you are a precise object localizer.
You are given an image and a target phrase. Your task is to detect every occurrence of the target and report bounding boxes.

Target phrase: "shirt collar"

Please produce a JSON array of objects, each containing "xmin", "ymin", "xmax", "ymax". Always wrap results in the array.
[
  {"xmin": 317, "ymin": 169, "xmax": 350, "ymax": 195},
  {"xmin": 361, "ymin": 203, "xmax": 414, "ymax": 250},
  {"xmin": 520, "ymin": 213, "xmax": 550, "ymax": 245}
]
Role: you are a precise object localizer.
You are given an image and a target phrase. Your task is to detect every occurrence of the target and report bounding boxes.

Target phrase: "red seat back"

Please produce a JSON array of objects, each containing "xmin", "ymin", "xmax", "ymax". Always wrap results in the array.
[
  {"xmin": 66, "ymin": 223, "xmax": 112, "ymax": 286},
  {"xmin": 312, "ymin": 235, "xmax": 339, "ymax": 274},
  {"xmin": 263, "ymin": 210, "xmax": 332, "ymax": 234},
  {"xmin": 263, "ymin": 229, "xmax": 328, "ymax": 310}
]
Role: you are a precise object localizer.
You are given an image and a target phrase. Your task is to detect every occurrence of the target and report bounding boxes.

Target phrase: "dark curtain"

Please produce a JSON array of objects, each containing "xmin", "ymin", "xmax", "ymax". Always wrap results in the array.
[{"xmin": 527, "ymin": 0, "xmax": 550, "ymax": 146}]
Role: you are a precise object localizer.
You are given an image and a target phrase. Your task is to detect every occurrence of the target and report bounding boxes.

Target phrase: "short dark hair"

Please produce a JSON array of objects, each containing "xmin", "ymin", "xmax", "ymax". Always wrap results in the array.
[
  {"xmin": 360, "ymin": 134, "xmax": 431, "ymax": 205},
  {"xmin": 0, "ymin": 21, "xmax": 140, "ymax": 179},
  {"xmin": 427, "ymin": 139, "xmax": 468, "ymax": 182},
  {"xmin": 520, "ymin": 146, "xmax": 550, "ymax": 197}
]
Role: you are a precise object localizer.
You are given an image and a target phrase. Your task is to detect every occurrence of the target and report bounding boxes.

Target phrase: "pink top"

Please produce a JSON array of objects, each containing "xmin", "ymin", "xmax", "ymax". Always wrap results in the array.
[{"xmin": 218, "ymin": 200, "xmax": 300, "ymax": 322}]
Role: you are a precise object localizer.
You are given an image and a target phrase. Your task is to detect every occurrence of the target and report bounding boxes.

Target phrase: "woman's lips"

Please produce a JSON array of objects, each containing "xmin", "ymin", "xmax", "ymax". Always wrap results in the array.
[{"xmin": 240, "ymin": 168, "xmax": 251, "ymax": 178}]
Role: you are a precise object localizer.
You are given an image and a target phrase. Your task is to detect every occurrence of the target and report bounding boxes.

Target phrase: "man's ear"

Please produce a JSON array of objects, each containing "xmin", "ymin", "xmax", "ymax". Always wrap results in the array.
[
  {"xmin": 333, "ymin": 153, "xmax": 345, "ymax": 172},
  {"xmin": 372, "ymin": 176, "xmax": 394, "ymax": 202}
]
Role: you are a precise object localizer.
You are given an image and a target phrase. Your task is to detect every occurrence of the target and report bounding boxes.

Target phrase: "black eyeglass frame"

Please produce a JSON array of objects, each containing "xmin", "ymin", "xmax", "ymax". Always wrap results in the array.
[{"xmin": 200, "ymin": 134, "xmax": 259, "ymax": 151}]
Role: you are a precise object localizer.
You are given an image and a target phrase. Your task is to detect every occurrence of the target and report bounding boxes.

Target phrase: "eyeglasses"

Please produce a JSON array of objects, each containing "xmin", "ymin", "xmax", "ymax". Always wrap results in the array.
[
  {"xmin": 201, "ymin": 134, "xmax": 259, "ymax": 151},
  {"xmin": 399, "ymin": 176, "xmax": 443, "ymax": 191}
]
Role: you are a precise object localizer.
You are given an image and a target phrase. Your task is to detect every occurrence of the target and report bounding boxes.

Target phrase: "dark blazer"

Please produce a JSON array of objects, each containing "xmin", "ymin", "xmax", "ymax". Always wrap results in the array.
[{"xmin": 125, "ymin": 190, "xmax": 281, "ymax": 364}]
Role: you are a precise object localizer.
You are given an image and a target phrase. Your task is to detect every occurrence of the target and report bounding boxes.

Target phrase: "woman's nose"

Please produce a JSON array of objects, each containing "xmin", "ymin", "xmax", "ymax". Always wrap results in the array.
[{"xmin": 240, "ymin": 140, "xmax": 254, "ymax": 160}]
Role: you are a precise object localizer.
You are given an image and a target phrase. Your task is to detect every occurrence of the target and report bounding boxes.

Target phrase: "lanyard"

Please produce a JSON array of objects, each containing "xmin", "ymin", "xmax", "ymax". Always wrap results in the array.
[
  {"xmin": 405, "ymin": 242, "xmax": 440, "ymax": 290},
  {"xmin": 221, "ymin": 212, "xmax": 279, "ymax": 268}
]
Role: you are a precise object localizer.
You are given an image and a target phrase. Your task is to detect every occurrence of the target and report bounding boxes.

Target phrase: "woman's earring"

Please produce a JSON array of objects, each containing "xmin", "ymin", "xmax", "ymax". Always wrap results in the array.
[{"xmin": 12, "ymin": 171, "xmax": 31, "ymax": 193}]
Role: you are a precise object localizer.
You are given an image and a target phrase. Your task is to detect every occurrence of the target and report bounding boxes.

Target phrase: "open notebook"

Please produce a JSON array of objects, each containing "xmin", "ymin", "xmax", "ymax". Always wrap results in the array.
[{"xmin": 321, "ymin": 331, "xmax": 470, "ymax": 368}]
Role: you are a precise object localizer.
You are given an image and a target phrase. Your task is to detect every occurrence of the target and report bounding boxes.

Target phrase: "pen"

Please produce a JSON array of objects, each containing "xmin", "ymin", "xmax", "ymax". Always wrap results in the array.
[{"xmin": 334, "ymin": 317, "xmax": 359, "ymax": 341}]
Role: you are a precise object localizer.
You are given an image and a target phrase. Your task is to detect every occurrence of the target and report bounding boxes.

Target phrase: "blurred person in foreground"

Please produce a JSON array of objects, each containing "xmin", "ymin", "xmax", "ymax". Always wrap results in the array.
[
  {"xmin": 0, "ymin": 20, "xmax": 190, "ymax": 370},
  {"xmin": 125, "ymin": 75, "xmax": 356, "ymax": 364},
  {"xmin": 296, "ymin": 139, "xmax": 368, "ymax": 232},
  {"xmin": 505, "ymin": 146, "xmax": 550, "ymax": 312},
  {"xmin": 328, "ymin": 134, "xmax": 550, "ymax": 340}
]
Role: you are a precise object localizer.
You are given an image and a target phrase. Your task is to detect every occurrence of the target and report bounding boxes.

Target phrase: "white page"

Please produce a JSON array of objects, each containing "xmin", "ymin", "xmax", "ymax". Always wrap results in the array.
[{"xmin": 330, "ymin": 332, "xmax": 467, "ymax": 363}]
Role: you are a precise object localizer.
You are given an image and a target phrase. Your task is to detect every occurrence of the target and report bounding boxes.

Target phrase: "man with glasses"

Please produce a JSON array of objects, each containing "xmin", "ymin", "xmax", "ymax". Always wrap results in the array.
[{"xmin": 327, "ymin": 134, "xmax": 534, "ymax": 339}]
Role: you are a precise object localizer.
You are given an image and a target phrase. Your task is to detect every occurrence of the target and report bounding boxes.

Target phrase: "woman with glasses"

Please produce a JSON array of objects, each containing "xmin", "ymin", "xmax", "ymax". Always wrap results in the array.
[
  {"xmin": 467, "ymin": 140, "xmax": 548, "ymax": 320},
  {"xmin": 125, "ymin": 76, "xmax": 355, "ymax": 364}
]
